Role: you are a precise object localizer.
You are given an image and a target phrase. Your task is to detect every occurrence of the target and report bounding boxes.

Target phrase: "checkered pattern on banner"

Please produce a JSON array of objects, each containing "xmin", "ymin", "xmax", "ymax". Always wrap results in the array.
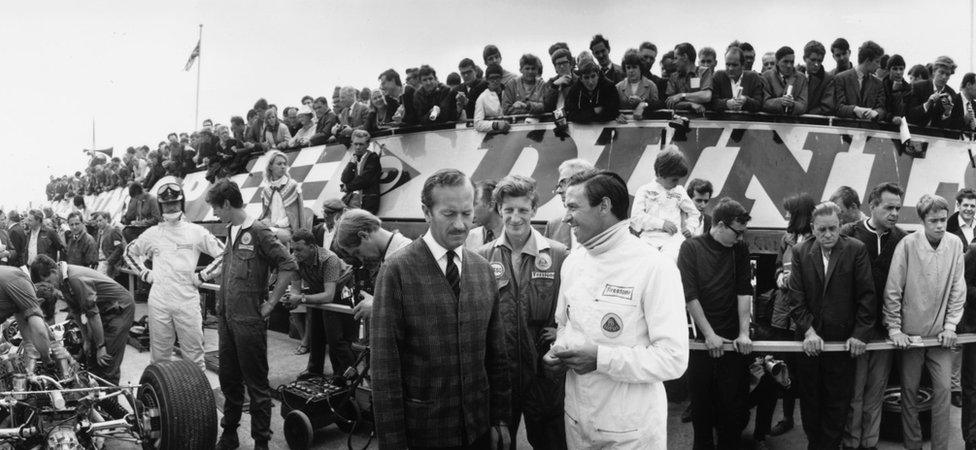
[{"xmin": 231, "ymin": 145, "xmax": 349, "ymax": 219}]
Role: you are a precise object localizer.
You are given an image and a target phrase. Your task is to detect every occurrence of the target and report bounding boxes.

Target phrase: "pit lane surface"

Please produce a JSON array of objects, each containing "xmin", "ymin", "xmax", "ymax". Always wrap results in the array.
[{"xmin": 106, "ymin": 302, "xmax": 962, "ymax": 449}]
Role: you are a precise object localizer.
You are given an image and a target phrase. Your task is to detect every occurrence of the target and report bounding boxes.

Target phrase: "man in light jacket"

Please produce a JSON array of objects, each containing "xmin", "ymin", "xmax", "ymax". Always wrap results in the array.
[{"xmin": 885, "ymin": 194, "xmax": 966, "ymax": 450}]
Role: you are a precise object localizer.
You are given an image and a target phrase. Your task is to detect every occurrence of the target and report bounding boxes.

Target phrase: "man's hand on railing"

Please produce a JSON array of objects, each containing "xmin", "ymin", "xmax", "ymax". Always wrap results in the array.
[
  {"xmin": 939, "ymin": 329, "xmax": 958, "ymax": 348},
  {"xmin": 802, "ymin": 328, "xmax": 824, "ymax": 356},
  {"xmin": 703, "ymin": 332, "xmax": 726, "ymax": 358},
  {"xmin": 733, "ymin": 332, "xmax": 753, "ymax": 355},
  {"xmin": 890, "ymin": 331, "xmax": 912, "ymax": 349},
  {"xmin": 846, "ymin": 337, "xmax": 866, "ymax": 357}
]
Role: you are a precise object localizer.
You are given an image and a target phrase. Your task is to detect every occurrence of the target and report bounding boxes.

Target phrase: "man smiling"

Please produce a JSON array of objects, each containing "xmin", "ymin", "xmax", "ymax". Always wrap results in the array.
[{"xmin": 544, "ymin": 170, "xmax": 687, "ymax": 449}]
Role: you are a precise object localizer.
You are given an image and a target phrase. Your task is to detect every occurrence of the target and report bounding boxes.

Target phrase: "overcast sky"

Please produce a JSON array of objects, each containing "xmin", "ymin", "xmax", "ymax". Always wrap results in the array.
[{"xmin": 0, "ymin": 0, "xmax": 973, "ymax": 211}]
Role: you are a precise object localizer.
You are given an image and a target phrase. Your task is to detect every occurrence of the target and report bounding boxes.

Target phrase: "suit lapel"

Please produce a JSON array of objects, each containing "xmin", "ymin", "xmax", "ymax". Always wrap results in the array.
[
  {"xmin": 811, "ymin": 240, "xmax": 825, "ymax": 288},
  {"xmin": 823, "ymin": 240, "xmax": 842, "ymax": 293}
]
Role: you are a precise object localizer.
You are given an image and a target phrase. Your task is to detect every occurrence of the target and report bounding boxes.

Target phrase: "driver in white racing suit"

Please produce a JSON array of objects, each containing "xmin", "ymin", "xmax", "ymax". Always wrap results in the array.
[{"xmin": 124, "ymin": 183, "xmax": 223, "ymax": 371}]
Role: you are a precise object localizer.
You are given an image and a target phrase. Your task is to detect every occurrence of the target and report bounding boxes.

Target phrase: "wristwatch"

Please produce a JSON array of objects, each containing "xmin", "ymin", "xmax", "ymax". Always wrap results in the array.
[{"xmin": 300, "ymin": 294, "xmax": 307, "ymax": 305}]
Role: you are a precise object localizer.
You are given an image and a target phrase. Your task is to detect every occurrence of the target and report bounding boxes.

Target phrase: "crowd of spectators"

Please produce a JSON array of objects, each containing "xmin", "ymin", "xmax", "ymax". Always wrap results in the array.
[{"xmin": 46, "ymin": 34, "xmax": 976, "ymax": 203}]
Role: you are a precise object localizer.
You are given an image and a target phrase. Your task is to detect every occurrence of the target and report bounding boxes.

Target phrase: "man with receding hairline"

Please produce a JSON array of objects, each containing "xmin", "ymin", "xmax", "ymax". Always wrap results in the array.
[{"xmin": 371, "ymin": 169, "xmax": 510, "ymax": 449}]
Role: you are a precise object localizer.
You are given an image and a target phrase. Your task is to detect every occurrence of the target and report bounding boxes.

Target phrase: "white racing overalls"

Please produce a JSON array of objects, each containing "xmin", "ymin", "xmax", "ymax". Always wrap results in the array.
[
  {"xmin": 554, "ymin": 222, "xmax": 688, "ymax": 449},
  {"xmin": 124, "ymin": 218, "xmax": 223, "ymax": 371}
]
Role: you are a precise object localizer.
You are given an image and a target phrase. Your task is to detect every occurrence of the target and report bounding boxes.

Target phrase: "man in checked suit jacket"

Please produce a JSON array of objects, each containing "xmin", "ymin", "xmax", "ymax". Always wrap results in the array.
[
  {"xmin": 787, "ymin": 202, "xmax": 876, "ymax": 450},
  {"xmin": 834, "ymin": 40, "xmax": 887, "ymax": 122},
  {"xmin": 371, "ymin": 169, "xmax": 511, "ymax": 450}
]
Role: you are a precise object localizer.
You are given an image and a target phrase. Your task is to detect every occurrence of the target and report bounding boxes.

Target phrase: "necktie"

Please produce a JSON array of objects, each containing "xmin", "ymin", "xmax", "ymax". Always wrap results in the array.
[{"xmin": 446, "ymin": 250, "xmax": 460, "ymax": 299}]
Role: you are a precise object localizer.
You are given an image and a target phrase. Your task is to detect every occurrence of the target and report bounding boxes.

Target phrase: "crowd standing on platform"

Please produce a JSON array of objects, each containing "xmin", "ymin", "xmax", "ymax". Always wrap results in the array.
[{"xmin": 14, "ymin": 33, "xmax": 976, "ymax": 450}]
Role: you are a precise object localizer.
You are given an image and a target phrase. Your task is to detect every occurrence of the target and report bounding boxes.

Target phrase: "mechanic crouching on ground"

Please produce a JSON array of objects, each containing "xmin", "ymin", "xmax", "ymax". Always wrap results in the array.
[
  {"xmin": 280, "ymin": 229, "xmax": 357, "ymax": 379},
  {"xmin": 544, "ymin": 170, "xmax": 688, "ymax": 449},
  {"xmin": 29, "ymin": 254, "xmax": 134, "ymax": 386},
  {"xmin": 475, "ymin": 175, "xmax": 568, "ymax": 449},
  {"xmin": 206, "ymin": 179, "xmax": 298, "ymax": 450}
]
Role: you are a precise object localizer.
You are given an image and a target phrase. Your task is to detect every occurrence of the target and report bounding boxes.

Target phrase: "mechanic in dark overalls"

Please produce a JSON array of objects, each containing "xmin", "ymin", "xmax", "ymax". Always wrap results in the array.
[
  {"xmin": 206, "ymin": 180, "xmax": 298, "ymax": 450},
  {"xmin": 28, "ymin": 254, "xmax": 134, "ymax": 385},
  {"xmin": 474, "ymin": 175, "xmax": 568, "ymax": 449}
]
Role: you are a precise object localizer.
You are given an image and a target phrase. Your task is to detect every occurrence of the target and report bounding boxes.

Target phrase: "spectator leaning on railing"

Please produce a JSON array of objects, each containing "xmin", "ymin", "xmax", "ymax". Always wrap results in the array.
[
  {"xmin": 762, "ymin": 46, "xmax": 808, "ymax": 116},
  {"xmin": 414, "ymin": 65, "xmax": 458, "ymax": 124},
  {"xmin": 474, "ymin": 64, "xmax": 511, "ymax": 134},
  {"xmin": 502, "ymin": 54, "xmax": 547, "ymax": 116},
  {"xmin": 834, "ymin": 40, "xmax": 886, "ymax": 122},
  {"xmin": 710, "ymin": 46, "xmax": 763, "ymax": 113},
  {"xmin": 616, "ymin": 49, "xmax": 661, "ymax": 119},
  {"xmin": 565, "ymin": 59, "xmax": 620, "ymax": 123},
  {"xmin": 803, "ymin": 40, "xmax": 836, "ymax": 116},
  {"xmin": 665, "ymin": 42, "xmax": 713, "ymax": 113},
  {"xmin": 456, "ymin": 58, "xmax": 487, "ymax": 119}
]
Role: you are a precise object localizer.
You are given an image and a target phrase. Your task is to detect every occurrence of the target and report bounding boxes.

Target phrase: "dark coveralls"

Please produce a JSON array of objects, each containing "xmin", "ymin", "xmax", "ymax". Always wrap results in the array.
[
  {"xmin": 216, "ymin": 220, "xmax": 297, "ymax": 443},
  {"xmin": 58, "ymin": 264, "xmax": 135, "ymax": 384},
  {"xmin": 0, "ymin": 267, "xmax": 45, "ymax": 327},
  {"xmin": 476, "ymin": 231, "xmax": 568, "ymax": 449},
  {"xmin": 297, "ymin": 246, "xmax": 357, "ymax": 376}
]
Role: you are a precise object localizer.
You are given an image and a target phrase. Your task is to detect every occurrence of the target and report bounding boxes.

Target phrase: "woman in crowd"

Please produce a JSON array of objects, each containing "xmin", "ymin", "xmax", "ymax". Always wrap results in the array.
[
  {"xmin": 365, "ymin": 89, "xmax": 400, "ymax": 135},
  {"xmin": 751, "ymin": 193, "xmax": 816, "ymax": 446},
  {"xmin": 258, "ymin": 150, "xmax": 311, "ymax": 234}
]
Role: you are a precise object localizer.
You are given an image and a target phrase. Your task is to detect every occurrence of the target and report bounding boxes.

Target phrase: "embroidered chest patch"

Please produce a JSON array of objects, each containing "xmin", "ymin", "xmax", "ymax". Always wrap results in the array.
[
  {"xmin": 535, "ymin": 253, "xmax": 552, "ymax": 270},
  {"xmin": 489, "ymin": 262, "xmax": 505, "ymax": 279},
  {"xmin": 240, "ymin": 232, "xmax": 253, "ymax": 245},
  {"xmin": 601, "ymin": 313, "xmax": 622, "ymax": 338}
]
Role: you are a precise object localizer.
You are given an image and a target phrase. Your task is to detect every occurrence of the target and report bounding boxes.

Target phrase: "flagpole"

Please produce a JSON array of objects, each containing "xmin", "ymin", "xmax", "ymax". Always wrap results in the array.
[
  {"xmin": 91, "ymin": 117, "xmax": 96, "ymax": 150},
  {"xmin": 194, "ymin": 24, "xmax": 202, "ymax": 131}
]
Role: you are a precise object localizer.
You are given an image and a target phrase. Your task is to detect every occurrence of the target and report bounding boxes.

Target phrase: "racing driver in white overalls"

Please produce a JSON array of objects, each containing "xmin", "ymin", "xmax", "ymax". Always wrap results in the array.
[{"xmin": 124, "ymin": 182, "xmax": 224, "ymax": 371}]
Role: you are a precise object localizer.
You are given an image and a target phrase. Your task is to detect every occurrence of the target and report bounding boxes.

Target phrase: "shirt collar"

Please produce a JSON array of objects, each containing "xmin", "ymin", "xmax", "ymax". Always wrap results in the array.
[
  {"xmin": 960, "ymin": 214, "xmax": 973, "ymax": 229},
  {"xmin": 231, "ymin": 214, "xmax": 255, "ymax": 230},
  {"xmin": 493, "ymin": 228, "xmax": 550, "ymax": 256},
  {"xmin": 422, "ymin": 229, "xmax": 463, "ymax": 264}
]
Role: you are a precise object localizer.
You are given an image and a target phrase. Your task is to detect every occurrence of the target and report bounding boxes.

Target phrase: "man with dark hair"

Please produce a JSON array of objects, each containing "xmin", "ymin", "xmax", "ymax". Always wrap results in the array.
[
  {"xmin": 565, "ymin": 60, "xmax": 620, "ymax": 123},
  {"xmin": 340, "ymin": 130, "xmax": 382, "ymax": 214},
  {"xmin": 207, "ymin": 180, "xmax": 298, "ymax": 450},
  {"xmin": 883, "ymin": 55, "xmax": 912, "ymax": 122},
  {"xmin": 457, "ymin": 58, "xmax": 488, "ymax": 119},
  {"xmin": 907, "ymin": 56, "xmax": 964, "ymax": 129},
  {"xmin": 313, "ymin": 198, "xmax": 347, "ymax": 250},
  {"xmin": 589, "ymin": 34, "xmax": 623, "ymax": 84},
  {"xmin": 309, "ymin": 96, "xmax": 339, "ymax": 146},
  {"xmin": 21, "ymin": 209, "xmax": 64, "ymax": 266},
  {"xmin": 834, "ymin": 41, "xmax": 886, "ymax": 121},
  {"xmin": 762, "ymin": 46, "xmax": 808, "ymax": 115},
  {"xmin": 739, "ymin": 42, "xmax": 757, "ymax": 72},
  {"xmin": 661, "ymin": 50, "xmax": 678, "ymax": 82},
  {"xmin": 639, "ymin": 41, "xmax": 667, "ymax": 98},
  {"xmin": 679, "ymin": 197, "xmax": 754, "ymax": 450},
  {"xmin": 371, "ymin": 169, "xmax": 511, "ymax": 449},
  {"xmin": 830, "ymin": 38, "xmax": 853, "ymax": 75},
  {"xmin": 379, "ymin": 68, "xmax": 418, "ymax": 125},
  {"xmin": 948, "ymin": 187, "xmax": 976, "ymax": 245},
  {"xmin": 92, "ymin": 211, "xmax": 125, "ymax": 279},
  {"xmin": 830, "ymin": 186, "xmax": 866, "ymax": 226},
  {"xmin": 29, "ymin": 254, "xmax": 134, "ymax": 386},
  {"xmin": 414, "ymin": 65, "xmax": 458, "ymax": 124},
  {"xmin": 466, "ymin": 179, "xmax": 503, "ymax": 248},
  {"xmin": 840, "ymin": 182, "xmax": 906, "ymax": 450},
  {"xmin": 483, "ymin": 44, "xmax": 517, "ymax": 85},
  {"xmin": 789, "ymin": 201, "xmax": 875, "ymax": 450},
  {"xmin": 710, "ymin": 46, "xmax": 764, "ymax": 112},
  {"xmin": 548, "ymin": 42, "xmax": 569, "ymax": 56},
  {"xmin": 280, "ymin": 229, "xmax": 356, "ymax": 379},
  {"xmin": 476, "ymin": 175, "xmax": 568, "ymax": 449},
  {"xmin": 545, "ymin": 170, "xmax": 687, "ymax": 448},
  {"xmin": 6, "ymin": 211, "xmax": 25, "ymax": 267},
  {"xmin": 960, "ymin": 72, "xmax": 976, "ymax": 131},
  {"xmin": 686, "ymin": 178, "xmax": 713, "ymax": 236},
  {"xmin": 804, "ymin": 40, "xmax": 836, "ymax": 115},
  {"xmin": 886, "ymin": 194, "xmax": 965, "ymax": 450},
  {"xmin": 665, "ymin": 42, "xmax": 713, "ymax": 112},
  {"xmin": 64, "ymin": 211, "xmax": 97, "ymax": 269},
  {"xmin": 543, "ymin": 48, "xmax": 578, "ymax": 112},
  {"xmin": 121, "ymin": 183, "xmax": 160, "ymax": 242},
  {"xmin": 698, "ymin": 47, "xmax": 717, "ymax": 72}
]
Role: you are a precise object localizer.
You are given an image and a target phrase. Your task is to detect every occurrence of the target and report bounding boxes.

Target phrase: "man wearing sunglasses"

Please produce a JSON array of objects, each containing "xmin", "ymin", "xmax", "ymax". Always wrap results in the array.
[
  {"xmin": 678, "ymin": 198, "xmax": 754, "ymax": 450},
  {"xmin": 124, "ymin": 182, "xmax": 225, "ymax": 373}
]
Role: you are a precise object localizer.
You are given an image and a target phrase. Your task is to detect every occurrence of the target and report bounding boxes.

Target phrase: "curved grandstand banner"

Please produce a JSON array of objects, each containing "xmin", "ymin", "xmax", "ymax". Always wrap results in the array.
[{"xmin": 53, "ymin": 120, "xmax": 976, "ymax": 229}]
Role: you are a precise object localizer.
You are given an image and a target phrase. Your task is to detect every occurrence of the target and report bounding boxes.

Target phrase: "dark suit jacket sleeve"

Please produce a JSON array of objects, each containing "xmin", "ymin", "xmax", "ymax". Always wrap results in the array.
[
  {"xmin": 852, "ymin": 243, "xmax": 877, "ymax": 341},
  {"xmin": 709, "ymin": 72, "xmax": 730, "ymax": 111},
  {"xmin": 370, "ymin": 262, "xmax": 408, "ymax": 448},
  {"xmin": 310, "ymin": 112, "xmax": 338, "ymax": 146},
  {"xmin": 906, "ymin": 81, "xmax": 932, "ymax": 125},
  {"xmin": 341, "ymin": 152, "xmax": 381, "ymax": 192},
  {"xmin": 106, "ymin": 228, "xmax": 126, "ymax": 277},
  {"xmin": 787, "ymin": 246, "xmax": 814, "ymax": 334},
  {"xmin": 145, "ymin": 197, "xmax": 161, "ymax": 226},
  {"xmin": 484, "ymin": 276, "xmax": 511, "ymax": 425},
  {"xmin": 84, "ymin": 235, "xmax": 98, "ymax": 268},
  {"xmin": 814, "ymin": 76, "xmax": 836, "ymax": 115},
  {"xmin": 834, "ymin": 74, "xmax": 858, "ymax": 118},
  {"xmin": 961, "ymin": 246, "xmax": 976, "ymax": 332},
  {"xmin": 870, "ymin": 81, "xmax": 887, "ymax": 118},
  {"xmin": 743, "ymin": 74, "xmax": 764, "ymax": 112}
]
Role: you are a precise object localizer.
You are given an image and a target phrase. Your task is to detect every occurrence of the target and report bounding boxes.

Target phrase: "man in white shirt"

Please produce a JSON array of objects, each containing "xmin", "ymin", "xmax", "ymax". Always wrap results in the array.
[
  {"xmin": 474, "ymin": 64, "xmax": 511, "ymax": 134},
  {"xmin": 544, "ymin": 170, "xmax": 688, "ymax": 449},
  {"xmin": 948, "ymin": 188, "xmax": 976, "ymax": 245}
]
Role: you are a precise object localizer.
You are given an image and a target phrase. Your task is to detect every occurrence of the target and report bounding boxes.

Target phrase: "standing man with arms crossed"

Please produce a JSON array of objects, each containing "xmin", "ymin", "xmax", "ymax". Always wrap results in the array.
[
  {"xmin": 124, "ymin": 183, "xmax": 224, "ymax": 372},
  {"xmin": 841, "ymin": 182, "xmax": 907, "ymax": 450},
  {"xmin": 477, "ymin": 175, "xmax": 568, "ymax": 449},
  {"xmin": 678, "ymin": 197, "xmax": 754, "ymax": 449},
  {"xmin": 544, "ymin": 170, "xmax": 688, "ymax": 449},
  {"xmin": 207, "ymin": 180, "xmax": 298, "ymax": 450},
  {"xmin": 371, "ymin": 169, "xmax": 510, "ymax": 449}
]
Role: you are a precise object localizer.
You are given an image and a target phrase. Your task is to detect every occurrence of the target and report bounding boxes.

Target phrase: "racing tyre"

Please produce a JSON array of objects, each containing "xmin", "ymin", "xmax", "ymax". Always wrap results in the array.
[
  {"xmin": 284, "ymin": 410, "xmax": 314, "ymax": 449},
  {"xmin": 880, "ymin": 385, "xmax": 932, "ymax": 441},
  {"xmin": 137, "ymin": 360, "xmax": 217, "ymax": 449}
]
